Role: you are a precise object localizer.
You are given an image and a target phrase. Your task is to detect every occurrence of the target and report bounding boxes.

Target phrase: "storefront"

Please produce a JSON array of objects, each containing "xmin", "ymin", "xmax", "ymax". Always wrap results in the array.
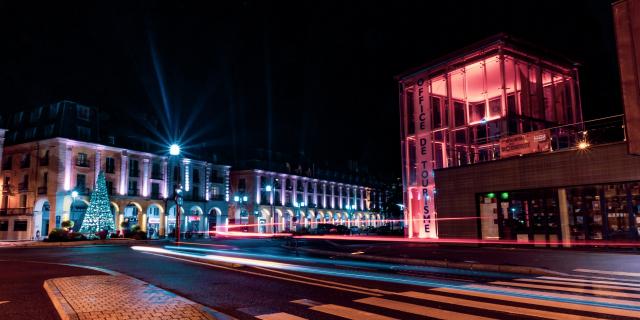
[{"xmin": 478, "ymin": 183, "xmax": 640, "ymax": 244}]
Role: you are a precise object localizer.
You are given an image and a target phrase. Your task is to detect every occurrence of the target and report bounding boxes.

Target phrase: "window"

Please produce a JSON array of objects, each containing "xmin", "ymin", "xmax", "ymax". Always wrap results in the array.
[
  {"xmin": 77, "ymin": 126, "xmax": 91, "ymax": 140},
  {"xmin": 20, "ymin": 153, "xmax": 30, "ymax": 168},
  {"xmin": 43, "ymin": 124, "xmax": 55, "ymax": 137},
  {"xmin": 151, "ymin": 162, "xmax": 162, "ymax": 179},
  {"xmin": 238, "ymin": 178, "xmax": 246, "ymax": 192},
  {"xmin": 105, "ymin": 157, "xmax": 115, "ymax": 173},
  {"xmin": 30, "ymin": 108, "xmax": 43, "ymax": 123},
  {"xmin": 406, "ymin": 90, "xmax": 415, "ymax": 134},
  {"xmin": 76, "ymin": 153, "xmax": 89, "ymax": 167},
  {"xmin": 76, "ymin": 105, "xmax": 90, "ymax": 120},
  {"xmin": 432, "ymin": 96, "xmax": 442, "ymax": 129},
  {"xmin": 0, "ymin": 221, "xmax": 8, "ymax": 231},
  {"xmin": 128, "ymin": 180, "xmax": 138, "ymax": 196},
  {"xmin": 106, "ymin": 180, "xmax": 114, "ymax": 195},
  {"xmin": 193, "ymin": 186, "xmax": 200, "ymax": 199},
  {"xmin": 24, "ymin": 127, "xmax": 37, "ymax": 140},
  {"xmin": 489, "ymin": 97, "xmax": 502, "ymax": 118},
  {"xmin": 2, "ymin": 156, "xmax": 11, "ymax": 170},
  {"xmin": 14, "ymin": 220, "xmax": 28, "ymax": 231},
  {"xmin": 76, "ymin": 174, "xmax": 86, "ymax": 191},
  {"xmin": 43, "ymin": 172, "xmax": 48, "ymax": 185},
  {"xmin": 129, "ymin": 159, "xmax": 139, "ymax": 177},
  {"xmin": 470, "ymin": 102, "xmax": 486, "ymax": 123},
  {"xmin": 151, "ymin": 183, "xmax": 160, "ymax": 198},
  {"xmin": 19, "ymin": 194, "xmax": 27, "ymax": 207},
  {"xmin": 13, "ymin": 112, "xmax": 23, "ymax": 125},
  {"xmin": 454, "ymin": 101, "xmax": 466, "ymax": 127},
  {"xmin": 49, "ymin": 103, "xmax": 60, "ymax": 118},
  {"xmin": 173, "ymin": 166, "xmax": 180, "ymax": 181},
  {"xmin": 193, "ymin": 169, "xmax": 200, "ymax": 183}
]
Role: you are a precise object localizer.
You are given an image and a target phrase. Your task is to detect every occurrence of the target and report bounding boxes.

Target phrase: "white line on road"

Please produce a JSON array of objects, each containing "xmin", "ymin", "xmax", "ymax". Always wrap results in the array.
[
  {"xmin": 355, "ymin": 297, "xmax": 495, "ymax": 320},
  {"xmin": 538, "ymin": 276, "xmax": 640, "ymax": 288},
  {"xmin": 490, "ymin": 280, "xmax": 640, "ymax": 299},
  {"xmin": 310, "ymin": 303, "xmax": 398, "ymax": 320},
  {"xmin": 515, "ymin": 278, "xmax": 640, "ymax": 292},
  {"xmin": 574, "ymin": 269, "xmax": 640, "ymax": 278},
  {"xmin": 256, "ymin": 312, "xmax": 307, "ymax": 320},
  {"xmin": 0, "ymin": 301, "xmax": 8, "ymax": 305}
]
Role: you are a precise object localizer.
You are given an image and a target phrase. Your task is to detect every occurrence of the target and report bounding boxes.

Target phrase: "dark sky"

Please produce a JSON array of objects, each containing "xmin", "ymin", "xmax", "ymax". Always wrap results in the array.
[{"xmin": 0, "ymin": 0, "xmax": 621, "ymax": 181}]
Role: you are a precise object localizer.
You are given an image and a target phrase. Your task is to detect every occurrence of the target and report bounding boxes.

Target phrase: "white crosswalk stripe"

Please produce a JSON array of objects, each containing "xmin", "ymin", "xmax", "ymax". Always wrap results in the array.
[
  {"xmin": 355, "ymin": 297, "xmax": 495, "ymax": 320},
  {"xmin": 574, "ymin": 268, "xmax": 640, "ymax": 278},
  {"xmin": 514, "ymin": 277, "xmax": 640, "ymax": 292},
  {"xmin": 539, "ymin": 276, "xmax": 640, "ymax": 288},
  {"xmin": 256, "ymin": 312, "xmax": 307, "ymax": 320},
  {"xmin": 310, "ymin": 303, "xmax": 398, "ymax": 320},
  {"xmin": 490, "ymin": 280, "xmax": 640, "ymax": 299}
]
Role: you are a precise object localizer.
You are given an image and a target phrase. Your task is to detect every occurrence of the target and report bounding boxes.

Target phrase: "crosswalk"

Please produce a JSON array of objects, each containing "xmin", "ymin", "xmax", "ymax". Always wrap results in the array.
[{"xmin": 251, "ymin": 269, "xmax": 640, "ymax": 319}]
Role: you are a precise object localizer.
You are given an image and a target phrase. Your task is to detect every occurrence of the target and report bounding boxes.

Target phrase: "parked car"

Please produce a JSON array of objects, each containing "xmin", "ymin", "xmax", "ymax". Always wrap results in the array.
[
  {"xmin": 315, "ymin": 223, "xmax": 336, "ymax": 235},
  {"xmin": 349, "ymin": 226, "xmax": 361, "ymax": 235}
]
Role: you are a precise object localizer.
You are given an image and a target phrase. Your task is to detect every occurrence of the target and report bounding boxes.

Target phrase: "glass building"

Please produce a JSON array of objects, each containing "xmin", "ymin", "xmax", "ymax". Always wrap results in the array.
[{"xmin": 397, "ymin": 34, "xmax": 583, "ymax": 239}]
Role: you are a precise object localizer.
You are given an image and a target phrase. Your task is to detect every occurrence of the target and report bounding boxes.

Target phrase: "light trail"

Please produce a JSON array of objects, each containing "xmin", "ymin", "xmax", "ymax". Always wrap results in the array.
[{"xmin": 132, "ymin": 245, "xmax": 640, "ymax": 312}]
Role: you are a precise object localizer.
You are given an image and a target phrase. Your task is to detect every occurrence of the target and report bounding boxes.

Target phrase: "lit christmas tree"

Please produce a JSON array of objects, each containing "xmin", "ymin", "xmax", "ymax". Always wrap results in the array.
[{"xmin": 79, "ymin": 171, "xmax": 116, "ymax": 237}]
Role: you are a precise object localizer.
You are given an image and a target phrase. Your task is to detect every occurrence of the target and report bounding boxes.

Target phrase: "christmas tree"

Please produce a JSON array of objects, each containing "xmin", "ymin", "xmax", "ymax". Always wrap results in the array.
[{"xmin": 79, "ymin": 171, "xmax": 116, "ymax": 237}]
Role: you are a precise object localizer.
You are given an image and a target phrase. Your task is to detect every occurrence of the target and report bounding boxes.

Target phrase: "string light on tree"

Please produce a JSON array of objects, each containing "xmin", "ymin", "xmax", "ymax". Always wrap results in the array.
[{"xmin": 79, "ymin": 171, "xmax": 116, "ymax": 237}]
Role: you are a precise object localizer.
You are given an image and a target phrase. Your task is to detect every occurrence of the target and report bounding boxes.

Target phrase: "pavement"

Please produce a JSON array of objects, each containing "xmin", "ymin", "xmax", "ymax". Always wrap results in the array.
[
  {"xmin": 3, "ymin": 239, "xmax": 640, "ymax": 319},
  {"xmin": 44, "ymin": 274, "xmax": 229, "ymax": 320},
  {"xmin": 0, "ymin": 239, "xmax": 168, "ymax": 248}
]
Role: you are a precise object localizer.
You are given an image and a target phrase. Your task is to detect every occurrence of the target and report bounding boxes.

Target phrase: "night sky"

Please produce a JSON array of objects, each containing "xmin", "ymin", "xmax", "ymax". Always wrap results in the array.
[{"xmin": 0, "ymin": 0, "xmax": 620, "ymax": 181}]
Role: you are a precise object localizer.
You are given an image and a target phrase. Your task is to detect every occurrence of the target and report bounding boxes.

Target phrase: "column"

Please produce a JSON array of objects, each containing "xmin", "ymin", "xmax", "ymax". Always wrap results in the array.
[
  {"xmin": 322, "ymin": 183, "xmax": 326, "ymax": 208},
  {"xmin": 292, "ymin": 178, "xmax": 297, "ymax": 205},
  {"xmin": 360, "ymin": 188, "xmax": 364, "ymax": 210},
  {"xmin": 159, "ymin": 204, "xmax": 166, "ymax": 237},
  {"xmin": 142, "ymin": 158, "xmax": 150, "ymax": 197},
  {"xmin": 339, "ymin": 186, "xmax": 343, "ymax": 209},
  {"xmin": 280, "ymin": 175, "xmax": 286, "ymax": 205},
  {"xmin": 63, "ymin": 145, "xmax": 72, "ymax": 191},
  {"xmin": 330, "ymin": 184, "xmax": 335, "ymax": 208},
  {"xmin": 558, "ymin": 188, "xmax": 571, "ymax": 248},
  {"xmin": 94, "ymin": 149, "xmax": 101, "ymax": 184},
  {"xmin": 346, "ymin": 186, "xmax": 351, "ymax": 209},
  {"xmin": 120, "ymin": 153, "xmax": 128, "ymax": 195},
  {"xmin": 303, "ymin": 179, "xmax": 308, "ymax": 205},
  {"xmin": 313, "ymin": 182, "xmax": 318, "ymax": 206},
  {"xmin": 205, "ymin": 164, "xmax": 211, "ymax": 201},
  {"xmin": 162, "ymin": 159, "xmax": 168, "ymax": 198},
  {"xmin": 255, "ymin": 174, "xmax": 261, "ymax": 204}
]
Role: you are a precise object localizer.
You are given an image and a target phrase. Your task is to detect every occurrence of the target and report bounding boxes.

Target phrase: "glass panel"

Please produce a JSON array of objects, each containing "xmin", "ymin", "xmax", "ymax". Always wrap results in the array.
[
  {"xmin": 542, "ymin": 71, "xmax": 555, "ymax": 123},
  {"xmin": 489, "ymin": 97, "xmax": 502, "ymax": 118},
  {"xmin": 567, "ymin": 186, "xmax": 603, "ymax": 241},
  {"xmin": 485, "ymin": 56, "xmax": 502, "ymax": 106},
  {"xmin": 450, "ymin": 68, "xmax": 465, "ymax": 100},
  {"xmin": 454, "ymin": 101, "xmax": 465, "ymax": 127},
  {"xmin": 470, "ymin": 102, "xmax": 486, "ymax": 123},
  {"xmin": 630, "ymin": 183, "xmax": 640, "ymax": 237},
  {"xmin": 432, "ymin": 96, "xmax": 442, "ymax": 129},
  {"xmin": 406, "ymin": 89, "xmax": 415, "ymax": 134},
  {"xmin": 605, "ymin": 184, "xmax": 630, "ymax": 240},
  {"xmin": 466, "ymin": 61, "xmax": 485, "ymax": 103}
]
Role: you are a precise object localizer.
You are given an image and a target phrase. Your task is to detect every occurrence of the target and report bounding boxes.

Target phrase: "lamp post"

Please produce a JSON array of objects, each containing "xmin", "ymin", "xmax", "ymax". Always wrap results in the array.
[
  {"xmin": 233, "ymin": 194, "xmax": 249, "ymax": 231},
  {"xmin": 294, "ymin": 201, "xmax": 305, "ymax": 232},
  {"xmin": 169, "ymin": 143, "xmax": 182, "ymax": 243},
  {"xmin": 265, "ymin": 185, "xmax": 276, "ymax": 234}
]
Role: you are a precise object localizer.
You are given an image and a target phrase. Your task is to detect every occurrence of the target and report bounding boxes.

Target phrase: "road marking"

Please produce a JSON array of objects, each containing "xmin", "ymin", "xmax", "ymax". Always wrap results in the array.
[
  {"xmin": 355, "ymin": 297, "xmax": 495, "ymax": 320},
  {"xmin": 143, "ymin": 252, "xmax": 381, "ymax": 296},
  {"xmin": 253, "ymin": 266, "xmax": 393, "ymax": 296},
  {"xmin": 432, "ymin": 286, "xmax": 640, "ymax": 319},
  {"xmin": 539, "ymin": 276, "xmax": 640, "ymax": 288},
  {"xmin": 256, "ymin": 312, "xmax": 307, "ymax": 320},
  {"xmin": 574, "ymin": 269, "xmax": 640, "ymax": 278},
  {"xmin": 0, "ymin": 301, "xmax": 8, "ymax": 305},
  {"xmin": 491, "ymin": 281, "xmax": 640, "ymax": 299},
  {"xmin": 566, "ymin": 274, "xmax": 640, "ymax": 284},
  {"xmin": 290, "ymin": 299, "xmax": 322, "ymax": 307},
  {"xmin": 463, "ymin": 284, "xmax": 640, "ymax": 308},
  {"xmin": 398, "ymin": 291, "xmax": 602, "ymax": 320},
  {"xmin": 310, "ymin": 304, "xmax": 398, "ymax": 320},
  {"xmin": 516, "ymin": 278, "xmax": 640, "ymax": 292}
]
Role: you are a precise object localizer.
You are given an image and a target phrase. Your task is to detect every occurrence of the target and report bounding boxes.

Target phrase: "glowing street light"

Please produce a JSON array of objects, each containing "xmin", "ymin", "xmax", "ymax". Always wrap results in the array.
[
  {"xmin": 169, "ymin": 144, "xmax": 181, "ymax": 156},
  {"xmin": 578, "ymin": 141, "xmax": 590, "ymax": 150},
  {"xmin": 71, "ymin": 190, "xmax": 79, "ymax": 199}
]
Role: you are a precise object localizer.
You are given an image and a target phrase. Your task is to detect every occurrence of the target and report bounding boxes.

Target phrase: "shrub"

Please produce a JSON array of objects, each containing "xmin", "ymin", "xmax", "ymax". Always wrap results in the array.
[
  {"xmin": 61, "ymin": 220, "xmax": 74, "ymax": 230},
  {"xmin": 47, "ymin": 228, "xmax": 69, "ymax": 241},
  {"xmin": 131, "ymin": 225, "xmax": 142, "ymax": 233},
  {"xmin": 68, "ymin": 232, "xmax": 87, "ymax": 241},
  {"xmin": 96, "ymin": 230, "xmax": 109, "ymax": 240},
  {"xmin": 131, "ymin": 231, "xmax": 147, "ymax": 240}
]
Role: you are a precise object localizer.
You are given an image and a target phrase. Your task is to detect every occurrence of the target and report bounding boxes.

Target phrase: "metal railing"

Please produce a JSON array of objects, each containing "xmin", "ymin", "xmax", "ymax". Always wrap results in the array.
[
  {"xmin": 0, "ymin": 208, "xmax": 33, "ymax": 216},
  {"xmin": 76, "ymin": 159, "xmax": 90, "ymax": 167},
  {"xmin": 38, "ymin": 186, "xmax": 47, "ymax": 194}
]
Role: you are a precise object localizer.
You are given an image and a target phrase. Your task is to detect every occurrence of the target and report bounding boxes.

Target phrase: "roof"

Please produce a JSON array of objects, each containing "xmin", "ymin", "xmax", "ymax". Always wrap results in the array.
[{"xmin": 395, "ymin": 33, "xmax": 580, "ymax": 81}]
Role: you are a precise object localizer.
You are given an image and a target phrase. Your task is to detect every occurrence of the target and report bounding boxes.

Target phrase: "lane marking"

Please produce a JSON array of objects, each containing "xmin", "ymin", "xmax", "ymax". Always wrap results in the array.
[
  {"xmin": 539, "ymin": 276, "xmax": 640, "ymax": 288},
  {"xmin": 0, "ymin": 301, "xmax": 9, "ymax": 305},
  {"xmin": 565, "ymin": 274, "xmax": 640, "ymax": 284},
  {"xmin": 143, "ymin": 252, "xmax": 382, "ymax": 296},
  {"xmin": 464, "ymin": 284, "xmax": 640, "ymax": 308},
  {"xmin": 290, "ymin": 299, "xmax": 322, "ymax": 307},
  {"xmin": 516, "ymin": 278, "xmax": 640, "ymax": 292},
  {"xmin": 398, "ymin": 291, "xmax": 603, "ymax": 320},
  {"xmin": 256, "ymin": 312, "xmax": 307, "ymax": 320},
  {"xmin": 355, "ymin": 297, "xmax": 494, "ymax": 320},
  {"xmin": 432, "ymin": 287, "xmax": 640, "ymax": 319},
  {"xmin": 252, "ymin": 266, "xmax": 395, "ymax": 296},
  {"xmin": 491, "ymin": 281, "xmax": 640, "ymax": 299},
  {"xmin": 574, "ymin": 269, "xmax": 640, "ymax": 278},
  {"xmin": 310, "ymin": 304, "xmax": 398, "ymax": 320}
]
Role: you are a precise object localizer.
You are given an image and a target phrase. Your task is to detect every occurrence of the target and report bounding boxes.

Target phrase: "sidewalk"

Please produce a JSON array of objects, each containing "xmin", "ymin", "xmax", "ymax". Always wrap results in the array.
[
  {"xmin": 295, "ymin": 240, "xmax": 640, "ymax": 275},
  {"xmin": 44, "ymin": 274, "xmax": 233, "ymax": 320},
  {"xmin": 0, "ymin": 239, "xmax": 167, "ymax": 248}
]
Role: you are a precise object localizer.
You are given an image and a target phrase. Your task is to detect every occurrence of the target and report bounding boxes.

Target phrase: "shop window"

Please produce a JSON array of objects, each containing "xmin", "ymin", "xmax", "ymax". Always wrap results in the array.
[
  {"xmin": 489, "ymin": 98, "xmax": 502, "ymax": 118},
  {"xmin": 470, "ymin": 102, "xmax": 485, "ymax": 123},
  {"xmin": 0, "ymin": 221, "xmax": 8, "ymax": 231},
  {"xmin": 605, "ymin": 184, "xmax": 630, "ymax": 240},
  {"xmin": 630, "ymin": 183, "xmax": 640, "ymax": 237},
  {"xmin": 431, "ymin": 96, "xmax": 442, "ymax": 129},
  {"xmin": 567, "ymin": 186, "xmax": 603, "ymax": 241}
]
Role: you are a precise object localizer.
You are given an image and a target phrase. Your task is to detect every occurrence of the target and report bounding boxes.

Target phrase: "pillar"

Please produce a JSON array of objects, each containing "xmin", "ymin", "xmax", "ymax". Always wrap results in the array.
[
  {"xmin": 159, "ymin": 205, "xmax": 166, "ymax": 237},
  {"xmin": 558, "ymin": 188, "xmax": 571, "ymax": 248},
  {"xmin": 313, "ymin": 182, "xmax": 318, "ymax": 206},
  {"xmin": 120, "ymin": 153, "xmax": 128, "ymax": 195},
  {"xmin": 331, "ymin": 184, "xmax": 335, "ymax": 208},
  {"xmin": 339, "ymin": 185, "xmax": 343, "ymax": 209},
  {"xmin": 142, "ymin": 158, "xmax": 150, "ymax": 197}
]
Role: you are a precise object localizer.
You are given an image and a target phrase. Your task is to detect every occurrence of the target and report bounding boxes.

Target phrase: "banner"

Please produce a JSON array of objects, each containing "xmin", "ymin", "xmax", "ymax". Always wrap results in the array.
[
  {"xmin": 410, "ymin": 79, "xmax": 437, "ymax": 239},
  {"xmin": 499, "ymin": 129, "xmax": 551, "ymax": 159}
]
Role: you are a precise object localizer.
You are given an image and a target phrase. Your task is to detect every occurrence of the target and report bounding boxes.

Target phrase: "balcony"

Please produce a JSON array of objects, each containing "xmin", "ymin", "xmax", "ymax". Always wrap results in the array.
[
  {"xmin": 76, "ymin": 159, "xmax": 90, "ymax": 167},
  {"xmin": 18, "ymin": 182, "xmax": 29, "ymax": 192},
  {"xmin": 150, "ymin": 192, "xmax": 163, "ymax": 200},
  {"xmin": 127, "ymin": 189, "xmax": 139, "ymax": 197},
  {"xmin": 210, "ymin": 194, "xmax": 225, "ymax": 201},
  {"xmin": 0, "ymin": 208, "xmax": 33, "ymax": 216},
  {"xmin": 38, "ymin": 186, "xmax": 47, "ymax": 194}
]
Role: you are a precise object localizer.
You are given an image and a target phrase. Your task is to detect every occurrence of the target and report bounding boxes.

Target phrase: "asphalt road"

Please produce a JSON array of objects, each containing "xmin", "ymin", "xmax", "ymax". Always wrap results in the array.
[{"xmin": 2, "ymin": 239, "xmax": 640, "ymax": 319}]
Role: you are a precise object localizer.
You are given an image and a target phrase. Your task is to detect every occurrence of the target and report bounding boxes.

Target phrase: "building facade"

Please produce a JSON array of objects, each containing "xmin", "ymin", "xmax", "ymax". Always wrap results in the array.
[
  {"xmin": 229, "ymin": 170, "xmax": 386, "ymax": 233},
  {"xmin": 0, "ymin": 137, "xmax": 230, "ymax": 240},
  {"xmin": 398, "ymin": 33, "xmax": 640, "ymax": 245}
]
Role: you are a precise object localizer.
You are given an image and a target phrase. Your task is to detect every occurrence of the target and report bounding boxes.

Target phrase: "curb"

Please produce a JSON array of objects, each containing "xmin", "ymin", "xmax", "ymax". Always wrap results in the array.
[
  {"xmin": 291, "ymin": 246, "xmax": 567, "ymax": 276},
  {"xmin": 43, "ymin": 275, "xmax": 237, "ymax": 320},
  {"xmin": 0, "ymin": 239, "xmax": 168, "ymax": 249}
]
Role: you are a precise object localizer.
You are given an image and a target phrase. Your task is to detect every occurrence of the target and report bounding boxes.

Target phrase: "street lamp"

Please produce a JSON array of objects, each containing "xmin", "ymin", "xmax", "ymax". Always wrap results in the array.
[
  {"xmin": 174, "ymin": 184, "xmax": 183, "ymax": 243},
  {"xmin": 169, "ymin": 144, "xmax": 181, "ymax": 156},
  {"xmin": 233, "ymin": 193, "xmax": 249, "ymax": 231},
  {"xmin": 265, "ymin": 185, "xmax": 276, "ymax": 234}
]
